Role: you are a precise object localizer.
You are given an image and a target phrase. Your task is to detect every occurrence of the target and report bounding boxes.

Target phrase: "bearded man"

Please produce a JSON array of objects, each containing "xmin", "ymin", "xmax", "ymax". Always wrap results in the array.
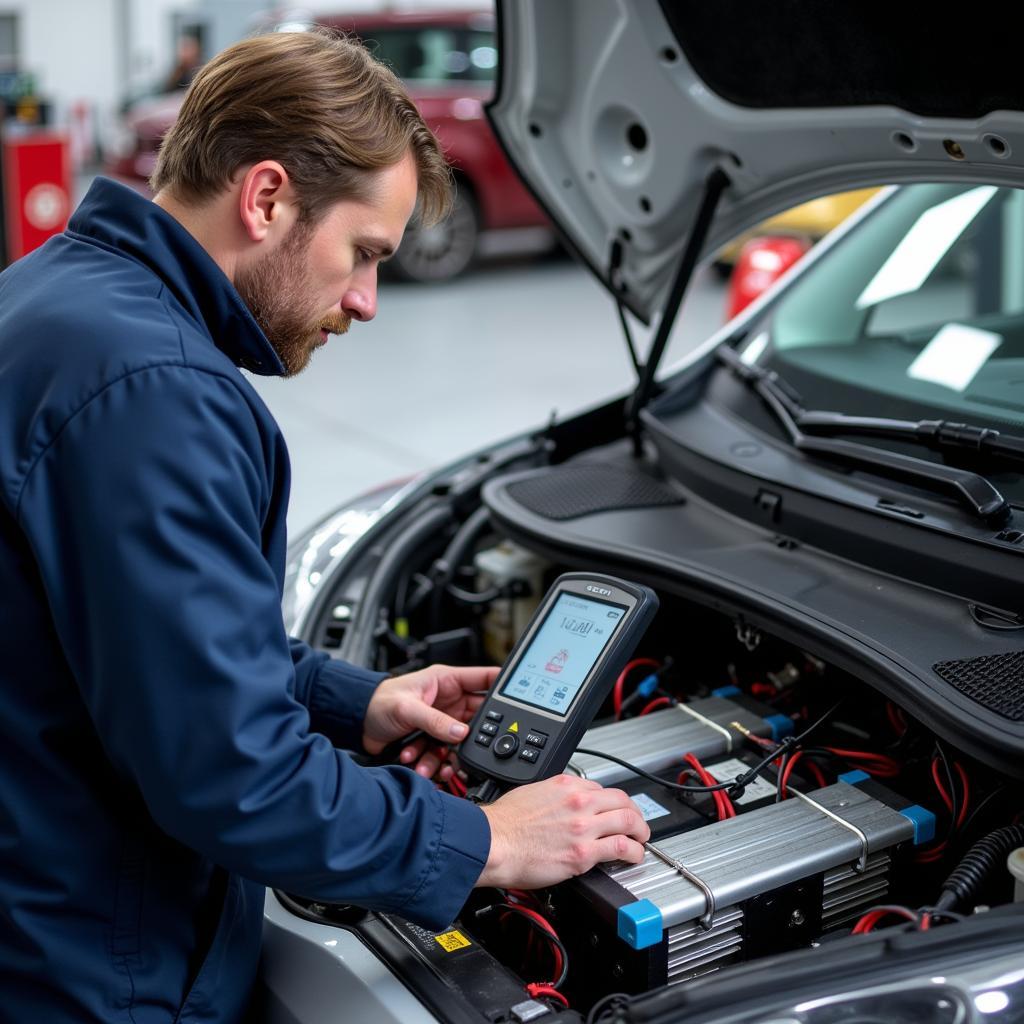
[{"xmin": 0, "ymin": 29, "xmax": 648, "ymax": 1024}]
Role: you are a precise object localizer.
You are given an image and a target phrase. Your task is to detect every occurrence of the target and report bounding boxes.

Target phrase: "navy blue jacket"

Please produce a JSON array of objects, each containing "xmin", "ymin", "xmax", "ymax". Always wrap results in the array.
[{"xmin": 0, "ymin": 178, "xmax": 490, "ymax": 1023}]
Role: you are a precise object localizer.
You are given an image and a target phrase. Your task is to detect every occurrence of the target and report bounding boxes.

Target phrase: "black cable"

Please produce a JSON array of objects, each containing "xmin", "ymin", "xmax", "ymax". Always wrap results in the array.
[
  {"xmin": 961, "ymin": 786, "xmax": 1009, "ymax": 837},
  {"xmin": 792, "ymin": 701, "xmax": 844, "ymax": 745},
  {"xmin": 466, "ymin": 779, "xmax": 502, "ymax": 804},
  {"xmin": 475, "ymin": 904, "xmax": 569, "ymax": 989},
  {"xmin": 446, "ymin": 582, "xmax": 501, "ymax": 605},
  {"xmin": 577, "ymin": 700, "xmax": 841, "ymax": 799},
  {"xmin": 587, "ymin": 991, "xmax": 631, "ymax": 1024},
  {"xmin": 935, "ymin": 824, "xmax": 1024, "ymax": 912},
  {"xmin": 575, "ymin": 747, "xmax": 739, "ymax": 794}
]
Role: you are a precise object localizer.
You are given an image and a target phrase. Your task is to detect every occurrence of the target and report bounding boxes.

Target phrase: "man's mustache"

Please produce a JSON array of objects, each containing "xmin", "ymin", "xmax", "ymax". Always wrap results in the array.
[{"xmin": 320, "ymin": 312, "xmax": 351, "ymax": 336}]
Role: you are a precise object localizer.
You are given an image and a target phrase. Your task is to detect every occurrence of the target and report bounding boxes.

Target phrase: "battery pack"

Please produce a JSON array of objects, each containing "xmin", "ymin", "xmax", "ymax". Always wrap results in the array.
[
  {"xmin": 567, "ymin": 695, "xmax": 791, "ymax": 786},
  {"xmin": 549, "ymin": 777, "xmax": 934, "ymax": 1000}
]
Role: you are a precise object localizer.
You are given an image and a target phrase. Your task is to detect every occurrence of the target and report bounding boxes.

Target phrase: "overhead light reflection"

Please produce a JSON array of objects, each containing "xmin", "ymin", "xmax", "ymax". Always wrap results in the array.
[{"xmin": 975, "ymin": 990, "xmax": 1010, "ymax": 1014}]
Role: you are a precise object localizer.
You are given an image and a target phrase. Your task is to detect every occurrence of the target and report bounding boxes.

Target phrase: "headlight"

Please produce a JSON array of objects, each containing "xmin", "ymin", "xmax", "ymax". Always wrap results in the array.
[{"xmin": 282, "ymin": 477, "xmax": 418, "ymax": 634}]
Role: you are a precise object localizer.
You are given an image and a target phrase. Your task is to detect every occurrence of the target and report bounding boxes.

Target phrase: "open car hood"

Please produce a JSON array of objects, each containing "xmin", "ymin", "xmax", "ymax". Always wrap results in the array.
[{"xmin": 488, "ymin": 0, "xmax": 1024, "ymax": 323}]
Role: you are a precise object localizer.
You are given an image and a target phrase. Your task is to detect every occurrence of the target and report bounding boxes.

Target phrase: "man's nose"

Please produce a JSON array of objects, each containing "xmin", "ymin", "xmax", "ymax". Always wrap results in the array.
[{"xmin": 341, "ymin": 281, "xmax": 377, "ymax": 322}]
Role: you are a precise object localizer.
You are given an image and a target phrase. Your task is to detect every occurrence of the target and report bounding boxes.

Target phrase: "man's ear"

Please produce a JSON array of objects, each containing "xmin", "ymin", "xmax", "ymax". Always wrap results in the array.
[{"xmin": 237, "ymin": 161, "xmax": 297, "ymax": 243}]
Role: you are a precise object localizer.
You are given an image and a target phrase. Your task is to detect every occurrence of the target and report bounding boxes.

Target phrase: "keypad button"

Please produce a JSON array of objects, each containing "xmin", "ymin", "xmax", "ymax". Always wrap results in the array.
[
  {"xmin": 486, "ymin": 710, "xmax": 504, "ymax": 722},
  {"xmin": 493, "ymin": 734, "xmax": 519, "ymax": 759},
  {"xmin": 525, "ymin": 732, "xmax": 547, "ymax": 748},
  {"xmin": 474, "ymin": 733, "xmax": 493, "ymax": 747},
  {"xmin": 519, "ymin": 747, "xmax": 539, "ymax": 763},
  {"xmin": 481, "ymin": 722, "xmax": 499, "ymax": 736}
]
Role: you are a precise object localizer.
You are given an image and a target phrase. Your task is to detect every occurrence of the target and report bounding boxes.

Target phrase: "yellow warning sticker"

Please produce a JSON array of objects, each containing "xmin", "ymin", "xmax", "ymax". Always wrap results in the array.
[
  {"xmin": 509, "ymin": 721, "xmax": 519, "ymax": 733},
  {"xmin": 434, "ymin": 930, "xmax": 472, "ymax": 952}
]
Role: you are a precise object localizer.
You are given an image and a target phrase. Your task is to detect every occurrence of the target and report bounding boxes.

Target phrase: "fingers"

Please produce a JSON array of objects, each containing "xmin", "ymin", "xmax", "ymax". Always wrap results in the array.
[
  {"xmin": 589, "ymin": 806, "xmax": 651, "ymax": 845},
  {"xmin": 449, "ymin": 665, "xmax": 501, "ymax": 690},
  {"xmin": 587, "ymin": 834, "xmax": 647, "ymax": 867},
  {"xmin": 398, "ymin": 736, "xmax": 428, "ymax": 765},
  {"xmin": 400, "ymin": 698, "xmax": 471, "ymax": 745},
  {"xmin": 412, "ymin": 746, "xmax": 444, "ymax": 779}
]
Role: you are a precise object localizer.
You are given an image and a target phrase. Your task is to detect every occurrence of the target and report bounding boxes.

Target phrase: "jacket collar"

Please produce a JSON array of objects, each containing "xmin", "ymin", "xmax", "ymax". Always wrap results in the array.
[{"xmin": 67, "ymin": 177, "xmax": 286, "ymax": 377}]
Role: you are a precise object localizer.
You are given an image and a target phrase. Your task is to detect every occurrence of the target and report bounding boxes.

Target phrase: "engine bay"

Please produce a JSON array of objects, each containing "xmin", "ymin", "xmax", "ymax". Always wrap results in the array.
[{"xmin": 293, "ymin": 501, "xmax": 1024, "ymax": 1023}]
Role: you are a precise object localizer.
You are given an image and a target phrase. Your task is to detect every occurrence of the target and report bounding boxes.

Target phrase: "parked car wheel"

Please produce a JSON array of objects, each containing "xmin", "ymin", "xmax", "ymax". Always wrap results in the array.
[{"xmin": 387, "ymin": 184, "xmax": 479, "ymax": 282}]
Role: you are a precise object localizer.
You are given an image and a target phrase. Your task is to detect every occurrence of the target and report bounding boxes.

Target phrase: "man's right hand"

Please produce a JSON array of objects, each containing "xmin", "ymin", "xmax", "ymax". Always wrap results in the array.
[{"xmin": 476, "ymin": 775, "xmax": 650, "ymax": 890}]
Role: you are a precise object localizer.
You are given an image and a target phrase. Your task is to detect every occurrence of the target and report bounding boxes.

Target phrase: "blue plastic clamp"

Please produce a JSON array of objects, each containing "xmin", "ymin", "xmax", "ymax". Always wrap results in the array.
[
  {"xmin": 763, "ymin": 713, "xmax": 794, "ymax": 740},
  {"xmin": 838, "ymin": 769, "xmax": 871, "ymax": 786},
  {"xmin": 711, "ymin": 685, "xmax": 742, "ymax": 699},
  {"xmin": 637, "ymin": 674, "xmax": 660, "ymax": 698},
  {"xmin": 617, "ymin": 899, "xmax": 664, "ymax": 950},
  {"xmin": 899, "ymin": 804, "xmax": 937, "ymax": 845}
]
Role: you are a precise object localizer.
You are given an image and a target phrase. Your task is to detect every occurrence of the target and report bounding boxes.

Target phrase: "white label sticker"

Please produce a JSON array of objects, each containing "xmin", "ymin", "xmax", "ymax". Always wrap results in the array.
[
  {"xmin": 906, "ymin": 322, "xmax": 1002, "ymax": 393},
  {"xmin": 631, "ymin": 792, "xmax": 672, "ymax": 821},
  {"xmin": 706, "ymin": 757, "xmax": 777, "ymax": 805}
]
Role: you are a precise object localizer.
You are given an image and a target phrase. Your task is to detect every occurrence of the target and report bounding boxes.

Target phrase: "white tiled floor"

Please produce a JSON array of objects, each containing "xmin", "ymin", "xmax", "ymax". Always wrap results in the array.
[{"xmin": 246, "ymin": 255, "xmax": 728, "ymax": 535}]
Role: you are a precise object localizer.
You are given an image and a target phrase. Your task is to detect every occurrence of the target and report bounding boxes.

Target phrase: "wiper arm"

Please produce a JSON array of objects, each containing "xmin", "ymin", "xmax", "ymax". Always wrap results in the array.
[
  {"xmin": 717, "ymin": 345, "xmax": 1011, "ymax": 523},
  {"xmin": 798, "ymin": 410, "xmax": 1024, "ymax": 464}
]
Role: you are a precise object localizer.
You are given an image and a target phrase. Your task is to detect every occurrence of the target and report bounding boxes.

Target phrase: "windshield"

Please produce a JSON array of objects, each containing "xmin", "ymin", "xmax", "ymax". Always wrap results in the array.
[
  {"xmin": 363, "ymin": 27, "xmax": 496, "ymax": 84},
  {"xmin": 754, "ymin": 183, "xmax": 1024, "ymax": 433}
]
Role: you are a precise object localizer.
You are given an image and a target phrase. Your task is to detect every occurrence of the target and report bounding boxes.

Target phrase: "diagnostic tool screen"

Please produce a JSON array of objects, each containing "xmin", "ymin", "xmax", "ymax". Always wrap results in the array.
[{"xmin": 498, "ymin": 592, "xmax": 627, "ymax": 716}]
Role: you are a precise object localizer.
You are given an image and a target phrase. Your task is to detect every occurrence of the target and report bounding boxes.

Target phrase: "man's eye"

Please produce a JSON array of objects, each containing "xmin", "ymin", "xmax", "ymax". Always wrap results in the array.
[{"xmin": 357, "ymin": 248, "xmax": 375, "ymax": 264}]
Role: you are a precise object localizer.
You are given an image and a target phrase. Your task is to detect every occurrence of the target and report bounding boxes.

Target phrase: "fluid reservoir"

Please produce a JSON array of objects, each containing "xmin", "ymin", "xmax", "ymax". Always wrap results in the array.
[
  {"xmin": 1009, "ymin": 847, "xmax": 1024, "ymax": 902},
  {"xmin": 474, "ymin": 542, "xmax": 546, "ymax": 662}
]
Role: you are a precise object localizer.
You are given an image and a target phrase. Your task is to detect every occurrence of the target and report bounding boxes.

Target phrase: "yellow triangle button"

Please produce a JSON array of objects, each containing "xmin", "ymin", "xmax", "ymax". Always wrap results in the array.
[{"xmin": 509, "ymin": 721, "xmax": 519, "ymax": 733}]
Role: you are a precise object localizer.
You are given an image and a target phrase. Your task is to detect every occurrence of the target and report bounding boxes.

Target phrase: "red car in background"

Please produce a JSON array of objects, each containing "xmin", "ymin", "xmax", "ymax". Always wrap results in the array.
[{"xmin": 108, "ymin": 9, "xmax": 549, "ymax": 281}]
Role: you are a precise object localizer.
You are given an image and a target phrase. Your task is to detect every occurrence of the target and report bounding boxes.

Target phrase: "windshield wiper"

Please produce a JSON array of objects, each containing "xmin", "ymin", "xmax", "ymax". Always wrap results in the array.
[{"xmin": 717, "ymin": 345, "xmax": 1013, "ymax": 523}]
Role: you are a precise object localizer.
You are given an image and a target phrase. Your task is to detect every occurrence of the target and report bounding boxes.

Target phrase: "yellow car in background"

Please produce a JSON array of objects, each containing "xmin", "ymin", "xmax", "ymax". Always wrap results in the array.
[{"xmin": 716, "ymin": 187, "xmax": 879, "ymax": 267}]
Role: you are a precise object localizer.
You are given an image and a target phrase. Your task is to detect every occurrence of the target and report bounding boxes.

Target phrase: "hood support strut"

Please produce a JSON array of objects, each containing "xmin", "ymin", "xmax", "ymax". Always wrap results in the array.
[{"xmin": 626, "ymin": 168, "xmax": 731, "ymax": 455}]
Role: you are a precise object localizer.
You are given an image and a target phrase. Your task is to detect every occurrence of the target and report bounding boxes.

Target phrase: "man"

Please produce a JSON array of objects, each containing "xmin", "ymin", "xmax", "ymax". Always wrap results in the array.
[{"xmin": 0, "ymin": 30, "xmax": 649, "ymax": 1023}]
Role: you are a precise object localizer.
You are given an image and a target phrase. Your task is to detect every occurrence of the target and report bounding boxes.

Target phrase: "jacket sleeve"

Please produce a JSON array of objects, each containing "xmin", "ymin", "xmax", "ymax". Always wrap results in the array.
[
  {"xmin": 16, "ymin": 364, "xmax": 489, "ymax": 929},
  {"xmin": 288, "ymin": 638, "xmax": 386, "ymax": 752}
]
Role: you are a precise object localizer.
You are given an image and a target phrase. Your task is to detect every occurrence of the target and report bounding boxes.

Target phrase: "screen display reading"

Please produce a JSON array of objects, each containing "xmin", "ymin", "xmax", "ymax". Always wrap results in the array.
[{"xmin": 498, "ymin": 592, "xmax": 627, "ymax": 716}]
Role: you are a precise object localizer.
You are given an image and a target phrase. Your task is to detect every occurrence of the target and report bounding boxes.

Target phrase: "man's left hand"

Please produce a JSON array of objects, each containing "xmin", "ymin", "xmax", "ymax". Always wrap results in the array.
[{"xmin": 363, "ymin": 664, "xmax": 499, "ymax": 780}]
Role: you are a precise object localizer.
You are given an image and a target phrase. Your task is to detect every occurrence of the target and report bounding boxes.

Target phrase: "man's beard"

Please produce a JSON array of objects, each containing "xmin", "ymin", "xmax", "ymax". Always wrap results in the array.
[{"xmin": 235, "ymin": 222, "xmax": 351, "ymax": 377}]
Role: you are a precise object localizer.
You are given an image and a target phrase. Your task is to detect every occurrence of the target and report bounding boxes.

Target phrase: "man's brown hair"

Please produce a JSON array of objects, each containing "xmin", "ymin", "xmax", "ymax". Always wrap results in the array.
[{"xmin": 151, "ymin": 29, "xmax": 452, "ymax": 225}]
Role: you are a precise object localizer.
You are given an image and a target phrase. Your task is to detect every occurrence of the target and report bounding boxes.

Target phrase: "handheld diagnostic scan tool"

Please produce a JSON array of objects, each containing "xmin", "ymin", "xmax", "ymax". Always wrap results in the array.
[{"xmin": 458, "ymin": 572, "xmax": 658, "ymax": 789}]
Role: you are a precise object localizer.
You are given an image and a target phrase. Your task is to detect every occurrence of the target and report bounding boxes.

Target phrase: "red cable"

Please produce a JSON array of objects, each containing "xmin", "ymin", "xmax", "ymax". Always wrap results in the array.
[
  {"xmin": 930, "ymin": 759, "xmax": 953, "ymax": 814},
  {"xmin": 824, "ymin": 747, "xmax": 901, "ymax": 778},
  {"xmin": 954, "ymin": 763, "xmax": 970, "ymax": 829},
  {"xmin": 509, "ymin": 905, "xmax": 564, "ymax": 982},
  {"xmin": 526, "ymin": 984, "xmax": 569, "ymax": 1008},
  {"xmin": 779, "ymin": 751, "xmax": 803, "ymax": 799},
  {"xmin": 684, "ymin": 753, "xmax": 735, "ymax": 819},
  {"xmin": 613, "ymin": 658, "xmax": 661, "ymax": 718},
  {"xmin": 886, "ymin": 701, "xmax": 907, "ymax": 736},
  {"xmin": 639, "ymin": 696, "xmax": 671, "ymax": 716},
  {"xmin": 805, "ymin": 759, "xmax": 828, "ymax": 788},
  {"xmin": 852, "ymin": 906, "xmax": 917, "ymax": 934}
]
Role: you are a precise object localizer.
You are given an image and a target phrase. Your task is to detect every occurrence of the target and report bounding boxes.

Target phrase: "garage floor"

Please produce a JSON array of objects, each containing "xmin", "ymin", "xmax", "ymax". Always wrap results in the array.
[{"xmin": 247, "ymin": 253, "xmax": 728, "ymax": 534}]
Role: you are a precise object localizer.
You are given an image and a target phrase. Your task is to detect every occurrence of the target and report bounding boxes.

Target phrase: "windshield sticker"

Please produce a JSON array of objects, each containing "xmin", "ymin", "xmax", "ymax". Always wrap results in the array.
[
  {"xmin": 907, "ymin": 323, "xmax": 1002, "ymax": 392},
  {"xmin": 854, "ymin": 186, "xmax": 998, "ymax": 310}
]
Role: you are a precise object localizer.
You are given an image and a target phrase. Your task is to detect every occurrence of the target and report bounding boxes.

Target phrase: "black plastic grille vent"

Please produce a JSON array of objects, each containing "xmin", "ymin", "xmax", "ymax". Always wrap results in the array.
[
  {"xmin": 505, "ymin": 465, "xmax": 683, "ymax": 521},
  {"xmin": 932, "ymin": 652, "xmax": 1024, "ymax": 721}
]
